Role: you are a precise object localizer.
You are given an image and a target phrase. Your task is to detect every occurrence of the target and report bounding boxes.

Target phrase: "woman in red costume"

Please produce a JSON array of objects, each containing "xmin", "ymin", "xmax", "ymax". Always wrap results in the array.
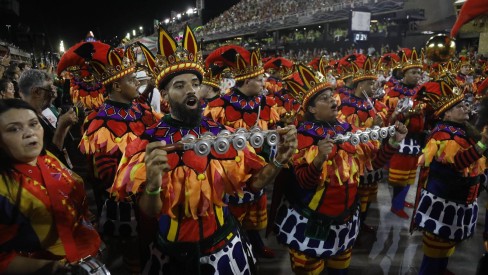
[{"xmin": 0, "ymin": 99, "xmax": 101, "ymax": 274}]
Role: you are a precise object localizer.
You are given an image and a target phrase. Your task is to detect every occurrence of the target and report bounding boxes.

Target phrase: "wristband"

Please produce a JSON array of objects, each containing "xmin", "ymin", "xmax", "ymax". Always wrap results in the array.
[
  {"xmin": 477, "ymin": 141, "xmax": 487, "ymax": 151},
  {"xmin": 272, "ymin": 157, "xmax": 284, "ymax": 169},
  {"xmin": 145, "ymin": 186, "xmax": 162, "ymax": 196},
  {"xmin": 388, "ymin": 138, "xmax": 400, "ymax": 147}
]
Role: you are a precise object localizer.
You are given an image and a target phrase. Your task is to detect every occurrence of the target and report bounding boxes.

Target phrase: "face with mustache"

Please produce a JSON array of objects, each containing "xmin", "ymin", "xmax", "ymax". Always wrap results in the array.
[
  {"xmin": 307, "ymin": 89, "xmax": 338, "ymax": 122},
  {"xmin": 164, "ymin": 73, "xmax": 202, "ymax": 126}
]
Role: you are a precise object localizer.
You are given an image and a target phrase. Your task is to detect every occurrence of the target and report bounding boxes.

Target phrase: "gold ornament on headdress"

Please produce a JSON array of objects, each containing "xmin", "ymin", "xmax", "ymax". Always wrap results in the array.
[
  {"xmin": 90, "ymin": 46, "xmax": 137, "ymax": 86},
  {"xmin": 425, "ymin": 34, "xmax": 456, "ymax": 63},
  {"xmin": 401, "ymin": 48, "xmax": 423, "ymax": 71},
  {"xmin": 419, "ymin": 75, "xmax": 464, "ymax": 118},
  {"xmin": 138, "ymin": 25, "xmax": 204, "ymax": 89},
  {"xmin": 352, "ymin": 56, "xmax": 377, "ymax": 83},
  {"xmin": 285, "ymin": 57, "xmax": 334, "ymax": 107}
]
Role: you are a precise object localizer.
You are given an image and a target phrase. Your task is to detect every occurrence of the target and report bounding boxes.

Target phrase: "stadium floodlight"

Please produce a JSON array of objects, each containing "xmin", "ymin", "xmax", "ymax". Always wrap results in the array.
[
  {"xmin": 187, "ymin": 8, "xmax": 194, "ymax": 15},
  {"xmin": 59, "ymin": 40, "xmax": 65, "ymax": 54}
]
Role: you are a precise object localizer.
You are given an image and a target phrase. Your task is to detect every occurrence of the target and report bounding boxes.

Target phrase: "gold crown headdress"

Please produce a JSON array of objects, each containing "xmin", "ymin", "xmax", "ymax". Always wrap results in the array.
[
  {"xmin": 205, "ymin": 45, "xmax": 264, "ymax": 82},
  {"xmin": 376, "ymin": 53, "xmax": 400, "ymax": 73},
  {"xmin": 137, "ymin": 25, "xmax": 204, "ymax": 89},
  {"xmin": 284, "ymin": 57, "xmax": 334, "ymax": 107},
  {"xmin": 264, "ymin": 57, "xmax": 295, "ymax": 78},
  {"xmin": 202, "ymin": 64, "xmax": 225, "ymax": 89},
  {"xmin": 417, "ymin": 74, "xmax": 464, "ymax": 118},
  {"xmin": 89, "ymin": 45, "xmax": 137, "ymax": 86},
  {"xmin": 352, "ymin": 56, "xmax": 377, "ymax": 83},
  {"xmin": 337, "ymin": 54, "xmax": 366, "ymax": 80},
  {"xmin": 400, "ymin": 48, "xmax": 423, "ymax": 72}
]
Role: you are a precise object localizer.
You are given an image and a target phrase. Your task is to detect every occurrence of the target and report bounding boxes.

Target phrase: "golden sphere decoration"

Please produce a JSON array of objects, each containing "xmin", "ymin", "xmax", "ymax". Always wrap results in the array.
[{"xmin": 425, "ymin": 34, "xmax": 456, "ymax": 62}]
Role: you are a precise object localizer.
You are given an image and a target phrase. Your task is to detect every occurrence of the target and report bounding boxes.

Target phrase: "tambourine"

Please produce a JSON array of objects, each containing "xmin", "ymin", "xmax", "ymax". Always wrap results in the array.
[
  {"xmin": 395, "ymin": 97, "xmax": 414, "ymax": 114},
  {"xmin": 332, "ymin": 126, "xmax": 396, "ymax": 146},
  {"xmin": 70, "ymin": 256, "xmax": 110, "ymax": 275},
  {"xmin": 162, "ymin": 126, "xmax": 281, "ymax": 156}
]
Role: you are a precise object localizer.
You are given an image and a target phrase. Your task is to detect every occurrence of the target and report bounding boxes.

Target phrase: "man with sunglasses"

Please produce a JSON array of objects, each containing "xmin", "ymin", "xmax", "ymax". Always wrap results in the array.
[{"xmin": 17, "ymin": 69, "xmax": 78, "ymax": 166}]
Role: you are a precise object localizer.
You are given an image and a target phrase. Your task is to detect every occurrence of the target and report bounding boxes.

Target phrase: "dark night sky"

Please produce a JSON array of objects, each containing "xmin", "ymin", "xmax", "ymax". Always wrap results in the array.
[{"xmin": 11, "ymin": 0, "xmax": 238, "ymax": 50}]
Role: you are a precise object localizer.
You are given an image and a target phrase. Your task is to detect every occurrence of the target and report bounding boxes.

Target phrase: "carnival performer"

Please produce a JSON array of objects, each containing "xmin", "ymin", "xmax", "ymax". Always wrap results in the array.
[
  {"xmin": 383, "ymin": 48, "xmax": 425, "ymax": 219},
  {"xmin": 274, "ymin": 63, "xmax": 407, "ymax": 275},
  {"xmin": 75, "ymin": 42, "xmax": 161, "ymax": 274},
  {"xmin": 204, "ymin": 45, "xmax": 281, "ymax": 258},
  {"xmin": 335, "ymin": 54, "xmax": 365, "ymax": 97},
  {"xmin": 263, "ymin": 57, "xmax": 300, "ymax": 124},
  {"xmin": 413, "ymin": 76, "xmax": 487, "ymax": 274},
  {"xmin": 55, "ymin": 37, "xmax": 110, "ymax": 111},
  {"xmin": 337, "ymin": 56, "xmax": 388, "ymax": 232},
  {"xmin": 199, "ymin": 63, "xmax": 224, "ymax": 109},
  {"xmin": 110, "ymin": 25, "xmax": 298, "ymax": 274},
  {"xmin": 0, "ymin": 99, "xmax": 101, "ymax": 274},
  {"xmin": 455, "ymin": 56, "xmax": 477, "ymax": 95},
  {"xmin": 76, "ymin": 42, "xmax": 160, "ymax": 216}
]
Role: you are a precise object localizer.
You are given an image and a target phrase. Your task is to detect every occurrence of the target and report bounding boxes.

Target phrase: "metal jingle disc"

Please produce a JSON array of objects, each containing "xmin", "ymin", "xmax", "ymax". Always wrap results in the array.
[
  {"xmin": 350, "ymin": 134, "xmax": 360, "ymax": 146},
  {"xmin": 333, "ymin": 133, "xmax": 348, "ymax": 144},
  {"xmin": 360, "ymin": 133, "xmax": 370, "ymax": 143},
  {"xmin": 182, "ymin": 134, "xmax": 197, "ymax": 142},
  {"xmin": 266, "ymin": 132, "xmax": 280, "ymax": 146},
  {"xmin": 195, "ymin": 140, "xmax": 212, "ymax": 156},
  {"xmin": 250, "ymin": 132, "xmax": 265, "ymax": 148},
  {"xmin": 388, "ymin": 126, "xmax": 396, "ymax": 136},
  {"xmin": 370, "ymin": 130, "xmax": 379, "ymax": 141},
  {"xmin": 218, "ymin": 129, "xmax": 232, "ymax": 137},
  {"xmin": 232, "ymin": 135, "xmax": 247, "ymax": 150},
  {"xmin": 250, "ymin": 126, "xmax": 262, "ymax": 133},
  {"xmin": 201, "ymin": 132, "xmax": 215, "ymax": 138},
  {"xmin": 214, "ymin": 138, "xmax": 230, "ymax": 154},
  {"xmin": 235, "ymin": 128, "xmax": 248, "ymax": 134}
]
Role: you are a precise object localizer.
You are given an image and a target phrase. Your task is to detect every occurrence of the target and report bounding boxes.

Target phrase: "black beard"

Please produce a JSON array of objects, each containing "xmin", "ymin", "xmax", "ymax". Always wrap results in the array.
[{"xmin": 170, "ymin": 99, "xmax": 202, "ymax": 127}]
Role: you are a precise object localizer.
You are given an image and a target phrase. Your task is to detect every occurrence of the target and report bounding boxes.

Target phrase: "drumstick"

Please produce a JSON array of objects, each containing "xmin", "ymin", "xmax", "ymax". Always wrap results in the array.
[{"xmin": 362, "ymin": 90, "xmax": 377, "ymax": 115}]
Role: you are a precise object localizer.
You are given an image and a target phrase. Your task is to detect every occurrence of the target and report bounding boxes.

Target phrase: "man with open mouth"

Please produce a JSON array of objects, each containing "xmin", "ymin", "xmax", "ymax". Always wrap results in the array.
[
  {"xmin": 110, "ymin": 26, "xmax": 298, "ymax": 275},
  {"xmin": 274, "ymin": 61, "xmax": 407, "ymax": 275}
]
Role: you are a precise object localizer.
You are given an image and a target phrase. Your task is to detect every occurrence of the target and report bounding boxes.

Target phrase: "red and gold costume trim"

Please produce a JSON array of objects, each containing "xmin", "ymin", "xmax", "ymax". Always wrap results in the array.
[{"xmin": 204, "ymin": 88, "xmax": 280, "ymax": 130}]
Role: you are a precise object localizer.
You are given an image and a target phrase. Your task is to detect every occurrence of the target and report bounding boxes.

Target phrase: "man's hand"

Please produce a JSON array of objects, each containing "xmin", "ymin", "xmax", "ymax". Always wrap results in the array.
[
  {"xmin": 144, "ymin": 141, "xmax": 171, "ymax": 189},
  {"xmin": 392, "ymin": 121, "xmax": 408, "ymax": 142},
  {"xmin": 275, "ymin": 125, "xmax": 298, "ymax": 165},
  {"xmin": 373, "ymin": 114, "xmax": 383, "ymax": 127},
  {"xmin": 57, "ymin": 108, "xmax": 79, "ymax": 128}
]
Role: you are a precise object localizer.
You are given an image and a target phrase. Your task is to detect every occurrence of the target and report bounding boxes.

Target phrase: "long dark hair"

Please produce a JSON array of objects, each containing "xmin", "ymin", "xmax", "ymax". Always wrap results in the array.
[{"xmin": 0, "ymin": 99, "xmax": 39, "ymax": 223}]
